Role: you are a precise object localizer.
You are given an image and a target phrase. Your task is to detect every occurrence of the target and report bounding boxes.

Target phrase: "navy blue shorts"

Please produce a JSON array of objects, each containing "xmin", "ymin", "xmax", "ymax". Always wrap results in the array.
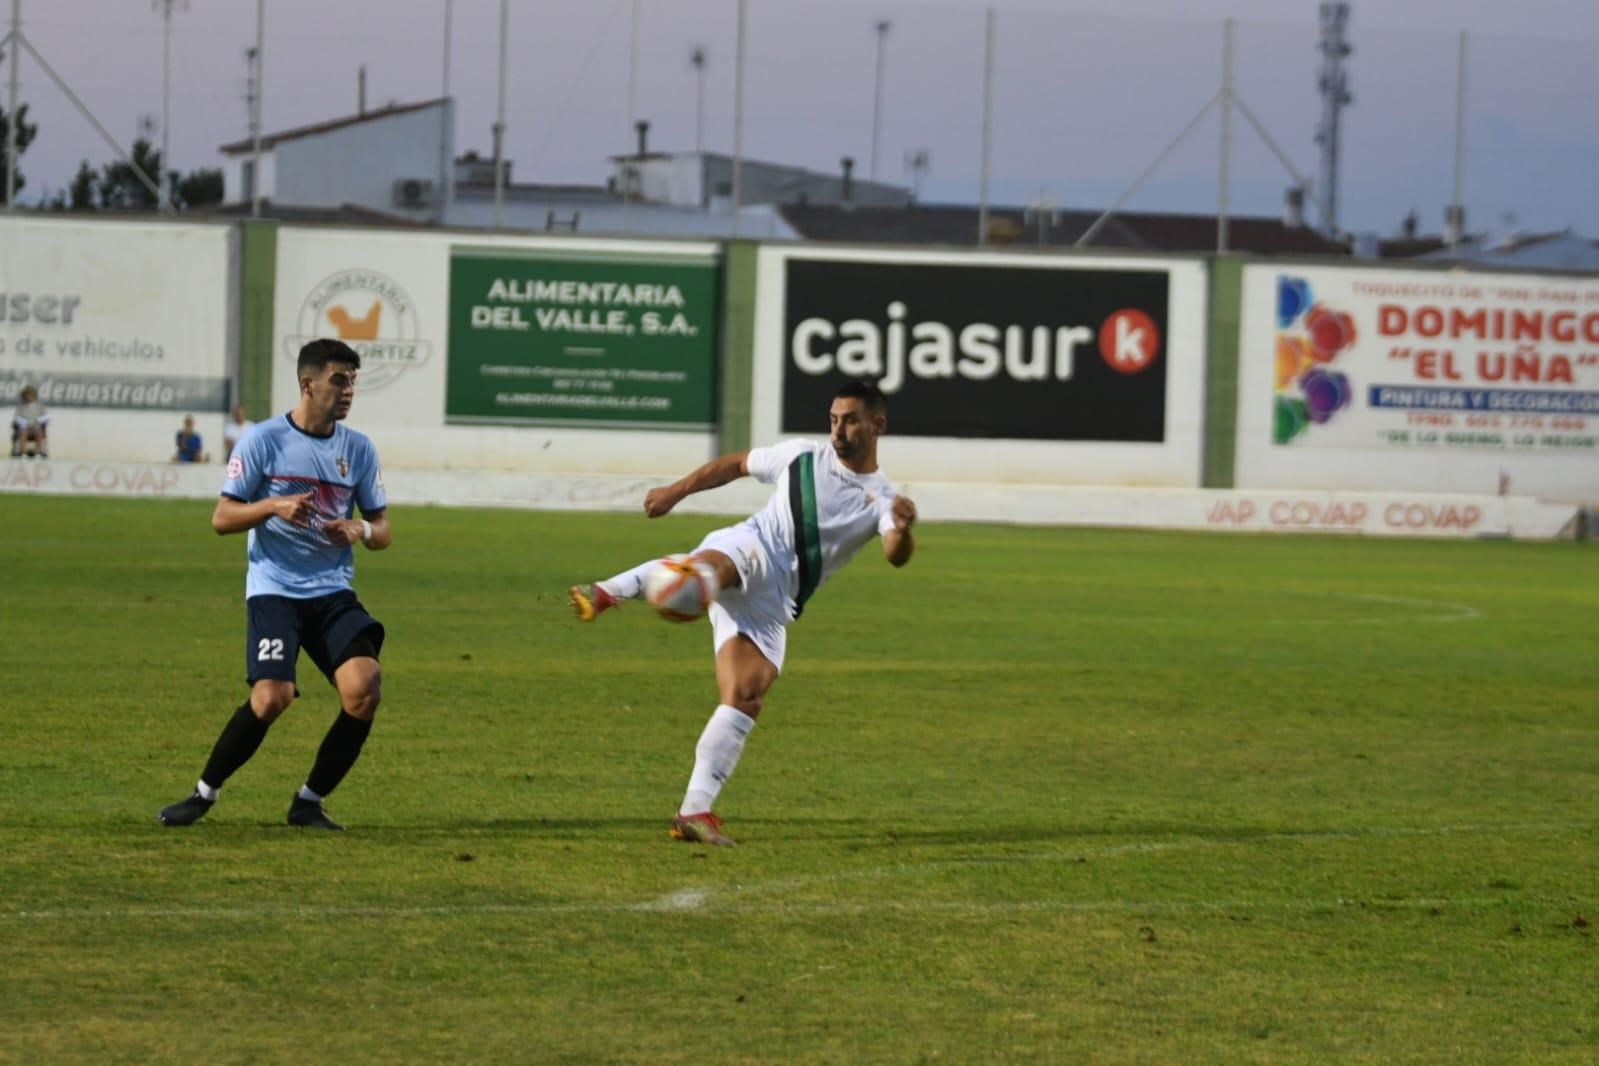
[{"xmin": 245, "ymin": 590, "xmax": 385, "ymax": 687}]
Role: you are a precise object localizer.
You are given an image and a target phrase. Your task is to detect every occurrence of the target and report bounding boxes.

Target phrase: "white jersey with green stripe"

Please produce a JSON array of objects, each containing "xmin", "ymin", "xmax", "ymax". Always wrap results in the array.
[{"xmin": 744, "ymin": 439, "xmax": 899, "ymax": 618}]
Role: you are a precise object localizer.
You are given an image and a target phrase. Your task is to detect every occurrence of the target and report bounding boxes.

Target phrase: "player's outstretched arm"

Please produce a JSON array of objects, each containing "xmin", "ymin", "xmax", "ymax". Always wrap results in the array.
[
  {"xmin": 644, "ymin": 451, "xmax": 750, "ymax": 518},
  {"xmin": 212, "ymin": 492, "xmax": 314, "ymax": 535},
  {"xmin": 883, "ymin": 495, "xmax": 917, "ymax": 567}
]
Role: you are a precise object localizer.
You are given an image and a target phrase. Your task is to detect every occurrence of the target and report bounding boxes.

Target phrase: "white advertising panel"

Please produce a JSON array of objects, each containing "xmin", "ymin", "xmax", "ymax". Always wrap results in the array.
[
  {"xmin": 0, "ymin": 217, "xmax": 233, "ymax": 460},
  {"xmin": 272, "ymin": 227, "xmax": 720, "ymax": 475},
  {"xmin": 1238, "ymin": 264, "xmax": 1599, "ymax": 501}
]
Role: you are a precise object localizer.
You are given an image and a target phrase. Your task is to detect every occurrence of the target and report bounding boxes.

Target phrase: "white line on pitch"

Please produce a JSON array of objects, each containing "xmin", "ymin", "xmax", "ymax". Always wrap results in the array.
[
  {"xmin": 1, "ymin": 822, "xmax": 1584, "ymax": 924},
  {"xmin": 1272, "ymin": 592, "xmax": 1484, "ymax": 626},
  {"xmin": 1, "ymin": 894, "xmax": 1585, "ymax": 924}
]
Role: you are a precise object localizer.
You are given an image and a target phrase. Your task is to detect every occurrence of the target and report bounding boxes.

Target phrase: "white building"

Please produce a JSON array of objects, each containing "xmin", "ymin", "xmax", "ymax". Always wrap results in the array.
[
  {"xmin": 611, "ymin": 122, "xmax": 910, "ymax": 211},
  {"xmin": 220, "ymin": 99, "xmax": 455, "ymax": 224},
  {"xmin": 217, "ymin": 100, "xmax": 908, "ymax": 238}
]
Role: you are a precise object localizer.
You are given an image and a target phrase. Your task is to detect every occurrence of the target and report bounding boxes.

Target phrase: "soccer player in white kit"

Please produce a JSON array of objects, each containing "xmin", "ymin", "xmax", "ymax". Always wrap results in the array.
[{"xmin": 569, "ymin": 382, "xmax": 917, "ymax": 845}]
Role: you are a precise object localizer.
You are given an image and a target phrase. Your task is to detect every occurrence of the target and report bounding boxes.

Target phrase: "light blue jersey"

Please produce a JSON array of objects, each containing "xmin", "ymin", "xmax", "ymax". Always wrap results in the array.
[{"xmin": 221, "ymin": 413, "xmax": 387, "ymax": 599}]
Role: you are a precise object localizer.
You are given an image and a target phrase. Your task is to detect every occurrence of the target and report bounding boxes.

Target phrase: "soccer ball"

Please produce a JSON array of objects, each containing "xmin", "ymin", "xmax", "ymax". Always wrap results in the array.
[{"xmin": 643, "ymin": 555, "xmax": 713, "ymax": 623}]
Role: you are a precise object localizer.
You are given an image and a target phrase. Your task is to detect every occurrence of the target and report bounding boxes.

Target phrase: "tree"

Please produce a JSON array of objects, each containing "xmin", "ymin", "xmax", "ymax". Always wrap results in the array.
[
  {"xmin": 69, "ymin": 160, "xmax": 97, "ymax": 210},
  {"xmin": 176, "ymin": 167, "xmax": 223, "ymax": 209},
  {"xmin": 0, "ymin": 44, "xmax": 38, "ymax": 202},
  {"xmin": 0, "ymin": 102, "xmax": 39, "ymax": 204},
  {"xmin": 97, "ymin": 138, "xmax": 163, "ymax": 209}
]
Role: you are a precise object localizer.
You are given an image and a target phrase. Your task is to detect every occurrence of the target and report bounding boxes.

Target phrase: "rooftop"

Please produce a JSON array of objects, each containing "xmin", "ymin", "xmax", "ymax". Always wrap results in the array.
[
  {"xmin": 779, "ymin": 203, "xmax": 1350, "ymax": 256},
  {"xmin": 220, "ymin": 99, "xmax": 449, "ymax": 154}
]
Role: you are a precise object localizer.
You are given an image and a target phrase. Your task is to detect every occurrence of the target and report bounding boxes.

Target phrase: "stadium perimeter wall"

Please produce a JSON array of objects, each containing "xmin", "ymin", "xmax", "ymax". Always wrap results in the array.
[
  {"xmin": 2, "ymin": 216, "xmax": 1592, "ymax": 538},
  {"xmin": 0, "ymin": 458, "xmax": 1577, "ymax": 540},
  {"xmin": 0, "ymin": 216, "xmax": 237, "ymax": 463}
]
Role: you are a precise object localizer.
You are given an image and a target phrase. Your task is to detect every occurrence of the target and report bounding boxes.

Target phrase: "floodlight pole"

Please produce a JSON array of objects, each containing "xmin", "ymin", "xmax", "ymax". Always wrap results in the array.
[
  {"xmin": 869, "ymin": 19, "xmax": 890, "ymax": 182},
  {"xmin": 441, "ymin": 0, "xmax": 452, "ymax": 97},
  {"xmin": 492, "ymin": 0, "xmax": 507, "ymax": 229},
  {"xmin": 623, "ymin": 0, "xmax": 638, "ymax": 224},
  {"xmin": 1450, "ymin": 32, "xmax": 1467, "ymax": 249},
  {"xmin": 251, "ymin": 0, "xmax": 263, "ymax": 218},
  {"xmin": 976, "ymin": 7, "xmax": 994, "ymax": 246},
  {"xmin": 156, "ymin": 0, "xmax": 180, "ymax": 211},
  {"xmin": 5, "ymin": 0, "xmax": 18, "ymax": 211},
  {"xmin": 731, "ymin": 0, "xmax": 746, "ymax": 236},
  {"xmin": 1218, "ymin": 18, "xmax": 1233, "ymax": 254},
  {"xmin": 691, "ymin": 46, "xmax": 707, "ymax": 157}
]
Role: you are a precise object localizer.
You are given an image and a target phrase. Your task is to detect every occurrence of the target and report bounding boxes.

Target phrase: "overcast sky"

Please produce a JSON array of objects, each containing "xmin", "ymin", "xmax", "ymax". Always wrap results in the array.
[{"xmin": 5, "ymin": 0, "xmax": 1597, "ymax": 237}]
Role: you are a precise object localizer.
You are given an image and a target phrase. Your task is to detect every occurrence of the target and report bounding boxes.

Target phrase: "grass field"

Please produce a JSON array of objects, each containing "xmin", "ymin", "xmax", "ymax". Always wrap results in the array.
[{"xmin": 1, "ymin": 493, "xmax": 1595, "ymax": 1063}]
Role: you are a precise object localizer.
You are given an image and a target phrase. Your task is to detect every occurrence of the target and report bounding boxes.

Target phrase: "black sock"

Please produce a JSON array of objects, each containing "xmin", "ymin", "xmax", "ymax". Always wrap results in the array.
[
  {"xmin": 304, "ymin": 711, "xmax": 374, "ymax": 798},
  {"xmin": 199, "ymin": 701, "xmax": 272, "ymax": 790}
]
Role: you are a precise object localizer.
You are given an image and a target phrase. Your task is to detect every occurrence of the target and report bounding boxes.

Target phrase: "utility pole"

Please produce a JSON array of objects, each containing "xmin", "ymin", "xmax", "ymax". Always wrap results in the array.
[
  {"xmin": 250, "ymin": 0, "xmax": 263, "ymax": 217},
  {"xmin": 6, "ymin": 0, "xmax": 18, "ymax": 211},
  {"xmin": 154, "ymin": 0, "xmax": 184, "ymax": 209},
  {"xmin": 731, "ymin": 0, "xmax": 746, "ymax": 236},
  {"xmin": 492, "ymin": 0, "xmax": 507, "ymax": 228},
  {"xmin": 441, "ymin": 0, "xmax": 452, "ymax": 98},
  {"xmin": 623, "ymin": 0, "xmax": 638, "ymax": 216},
  {"xmin": 1448, "ymin": 32, "xmax": 1467, "ymax": 249},
  {"xmin": 1218, "ymin": 19, "xmax": 1233, "ymax": 253},
  {"xmin": 1315, "ymin": 1, "xmax": 1353, "ymax": 239},
  {"xmin": 690, "ymin": 45, "xmax": 707, "ymax": 157},
  {"xmin": 869, "ymin": 19, "xmax": 891, "ymax": 182},
  {"xmin": 977, "ymin": 7, "xmax": 994, "ymax": 245}
]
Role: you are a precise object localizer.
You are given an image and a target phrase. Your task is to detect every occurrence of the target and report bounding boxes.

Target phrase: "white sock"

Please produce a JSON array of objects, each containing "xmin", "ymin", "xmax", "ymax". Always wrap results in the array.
[
  {"xmin": 195, "ymin": 780, "xmax": 219, "ymax": 801},
  {"xmin": 598, "ymin": 559, "xmax": 661, "ymax": 600},
  {"xmin": 678, "ymin": 705, "xmax": 755, "ymax": 816},
  {"xmin": 296, "ymin": 785, "xmax": 323, "ymax": 803},
  {"xmin": 601, "ymin": 556, "xmax": 723, "ymax": 602}
]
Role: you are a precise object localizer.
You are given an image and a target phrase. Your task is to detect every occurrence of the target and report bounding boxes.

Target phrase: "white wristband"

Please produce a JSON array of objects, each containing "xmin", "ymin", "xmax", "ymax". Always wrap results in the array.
[{"xmin": 359, "ymin": 519, "xmax": 373, "ymax": 545}]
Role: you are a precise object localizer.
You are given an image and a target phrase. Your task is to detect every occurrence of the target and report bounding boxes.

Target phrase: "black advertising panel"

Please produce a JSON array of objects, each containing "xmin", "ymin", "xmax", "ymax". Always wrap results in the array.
[{"xmin": 782, "ymin": 258, "xmax": 1170, "ymax": 441}]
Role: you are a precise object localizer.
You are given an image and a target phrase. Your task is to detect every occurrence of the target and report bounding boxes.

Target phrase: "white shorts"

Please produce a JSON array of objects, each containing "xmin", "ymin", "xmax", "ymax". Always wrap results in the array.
[{"xmin": 695, "ymin": 522, "xmax": 790, "ymax": 672}]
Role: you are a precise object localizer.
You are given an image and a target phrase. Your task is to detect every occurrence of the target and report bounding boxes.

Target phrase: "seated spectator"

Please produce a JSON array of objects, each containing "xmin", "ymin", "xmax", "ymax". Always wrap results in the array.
[
  {"xmin": 11, "ymin": 385, "xmax": 49, "ymax": 459},
  {"xmin": 173, "ymin": 415, "xmax": 209, "ymax": 463},
  {"xmin": 222, "ymin": 404, "xmax": 255, "ymax": 459}
]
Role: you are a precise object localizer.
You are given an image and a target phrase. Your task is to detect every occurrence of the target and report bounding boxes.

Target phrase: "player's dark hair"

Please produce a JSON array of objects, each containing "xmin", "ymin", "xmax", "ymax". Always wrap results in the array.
[
  {"xmin": 297, "ymin": 338, "xmax": 361, "ymax": 377},
  {"xmin": 834, "ymin": 380, "xmax": 888, "ymax": 416}
]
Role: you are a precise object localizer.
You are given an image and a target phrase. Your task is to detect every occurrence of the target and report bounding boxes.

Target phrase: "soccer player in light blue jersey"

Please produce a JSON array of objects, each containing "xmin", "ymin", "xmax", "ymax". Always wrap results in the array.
[{"xmin": 159, "ymin": 339, "xmax": 393, "ymax": 831}]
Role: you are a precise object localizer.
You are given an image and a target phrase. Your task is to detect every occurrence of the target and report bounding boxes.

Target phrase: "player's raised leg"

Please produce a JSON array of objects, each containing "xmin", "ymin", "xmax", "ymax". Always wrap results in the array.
[
  {"xmin": 570, "ymin": 551, "xmax": 734, "ymax": 621},
  {"xmin": 670, "ymin": 634, "xmax": 778, "ymax": 846}
]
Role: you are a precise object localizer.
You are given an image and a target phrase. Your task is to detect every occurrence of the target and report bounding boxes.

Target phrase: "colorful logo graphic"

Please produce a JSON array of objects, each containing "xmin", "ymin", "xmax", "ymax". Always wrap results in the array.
[
  {"xmin": 283, "ymin": 269, "xmax": 433, "ymax": 391},
  {"xmin": 1099, "ymin": 308, "xmax": 1161, "ymax": 374},
  {"xmin": 1274, "ymin": 275, "xmax": 1356, "ymax": 443}
]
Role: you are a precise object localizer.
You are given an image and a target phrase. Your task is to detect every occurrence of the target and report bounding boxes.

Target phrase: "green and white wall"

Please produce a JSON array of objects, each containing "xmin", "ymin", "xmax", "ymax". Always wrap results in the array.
[{"xmin": 4, "ymin": 215, "xmax": 1594, "ymax": 537}]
